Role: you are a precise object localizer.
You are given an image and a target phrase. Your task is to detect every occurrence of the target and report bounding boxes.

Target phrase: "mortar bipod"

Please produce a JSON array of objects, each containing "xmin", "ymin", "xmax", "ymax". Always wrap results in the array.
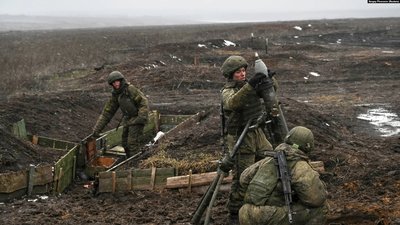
[{"xmin": 191, "ymin": 117, "xmax": 254, "ymax": 225}]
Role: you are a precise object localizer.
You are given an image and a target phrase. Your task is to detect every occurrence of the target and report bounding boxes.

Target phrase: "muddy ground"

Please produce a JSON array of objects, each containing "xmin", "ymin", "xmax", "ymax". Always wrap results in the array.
[{"xmin": 0, "ymin": 18, "xmax": 399, "ymax": 224}]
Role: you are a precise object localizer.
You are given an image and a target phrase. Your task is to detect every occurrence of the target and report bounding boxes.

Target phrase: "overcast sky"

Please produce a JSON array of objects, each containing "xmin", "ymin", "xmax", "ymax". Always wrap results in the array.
[{"xmin": 1, "ymin": 0, "xmax": 399, "ymax": 22}]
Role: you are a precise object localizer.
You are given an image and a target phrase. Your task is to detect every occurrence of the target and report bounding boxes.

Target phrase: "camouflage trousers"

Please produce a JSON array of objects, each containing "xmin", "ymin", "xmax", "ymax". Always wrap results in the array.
[
  {"xmin": 239, "ymin": 202, "xmax": 328, "ymax": 225},
  {"xmin": 226, "ymin": 128, "xmax": 273, "ymax": 215},
  {"xmin": 121, "ymin": 124, "xmax": 144, "ymax": 158}
]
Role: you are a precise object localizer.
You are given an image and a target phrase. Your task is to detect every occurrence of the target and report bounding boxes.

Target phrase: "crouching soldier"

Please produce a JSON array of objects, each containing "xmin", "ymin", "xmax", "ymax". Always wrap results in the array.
[
  {"xmin": 239, "ymin": 126, "xmax": 328, "ymax": 225},
  {"xmin": 92, "ymin": 71, "xmax": 149, "ymax": 158}
]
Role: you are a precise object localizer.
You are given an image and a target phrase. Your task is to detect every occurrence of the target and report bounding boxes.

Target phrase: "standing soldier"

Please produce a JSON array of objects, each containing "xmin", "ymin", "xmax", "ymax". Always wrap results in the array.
[
  {"xmin": 239, "ymin": 126, "xmax": 328, "ymax": 225},
  {"xmin": 92, "ymin": 71, "xmax": 149, "ymax": 158},
  {"xmin": 219, "ymin": 55, "xmax": 274, "ymax": 223}
]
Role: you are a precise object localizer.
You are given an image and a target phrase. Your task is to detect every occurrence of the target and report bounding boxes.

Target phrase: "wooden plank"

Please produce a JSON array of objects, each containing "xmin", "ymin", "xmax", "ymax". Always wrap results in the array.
[
  {"xmin": 12, "ymin": 119, "xmax": 27, "ymax": 140},
  {"xmin": 27, "ymin": 165, "xmax": 35, "ymax": 196},
  {"xmin": 73, "ymin": 156, "xmax": 76, "ymax": 182},
  {"xmin": 0, "ymin": 170, "xmax": 27, "ymax": 193},
  {"xmin": 18, "ymin": 119, "xmax": 27, "ymax": 140},
  {"xmin": 32, "ymin": 135, "xmax": 39, "ymax": 145},
  {"xmin": 116, "ymin": 171, "xmax": 132, "ymax": 192},
  {"xmin": 33, "ymin": 165, "xmax": 53, "ymax": 185},
  {"xmin": 53, "ymin": 146, "xmax": 77, "ymax": 193},
  {"xmin": 98, "ymin": 172, "xmax": 113, "ymax": 193},
  {"xmin": 188, "ymin": 169, "xmax": 192, "ymax": 193},
  {"xmin": 0, "ymin": 165, "xmax": 53, "ymax": 194},
  {"xmin": 85, "ymin": 138, "xmax": 97, "ymax": 163},
  {"xmin": 56, "ymin": 167, "xmax": 63, "ymax": 193},
  {"xmin": 160, "ymin": 115, "xmax": 192, "ymax": 125},
  {"xmin": 36, "ymin": 136, "xmax": 76, "ymax": 150},
  {"xmin": 131, "ymin": 168, "xmax": 152, "ymax": 190},
  {"xmin": 166, "ymin": 171, "xmax": 232, "ymax": 189},
  {"xmin": 98, "ymin": 168, "xmax": 175, "ymax": 193},
  {"xmin": 150, "ymin": 167, "xmax": 156, "ymax": 190},
  {"xmin": 98, "ymin": 170, "xmax": 132, "ymax": 193}
]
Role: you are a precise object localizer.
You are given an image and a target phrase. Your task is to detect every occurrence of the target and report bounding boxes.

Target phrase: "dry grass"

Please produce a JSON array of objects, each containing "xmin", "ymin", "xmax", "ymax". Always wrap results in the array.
[{"xmin": 139, "ymin": 150, "xmax": 219, "ymax": 175}]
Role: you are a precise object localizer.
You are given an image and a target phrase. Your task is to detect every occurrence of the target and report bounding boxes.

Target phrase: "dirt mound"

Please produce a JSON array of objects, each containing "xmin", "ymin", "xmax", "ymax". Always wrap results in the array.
[
  {"xmin": 0, "ymin": 91, "xmax": 112, "ymax": 142},
  {"xmin": 0, "ymin": 126, "xmax": 64, "ymax": 173}
]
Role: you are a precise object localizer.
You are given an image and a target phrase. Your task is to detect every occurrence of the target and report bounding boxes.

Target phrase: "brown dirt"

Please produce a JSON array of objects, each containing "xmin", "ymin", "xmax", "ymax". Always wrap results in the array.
[{"xmin": 0, "ymin": 18, "xmax": 400, "ymax": 224}]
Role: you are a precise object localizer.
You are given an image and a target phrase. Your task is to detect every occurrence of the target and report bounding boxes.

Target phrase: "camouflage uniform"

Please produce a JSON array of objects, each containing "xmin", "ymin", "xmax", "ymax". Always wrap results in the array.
[
  {"xmin": 239, "ymin": 127, "xmax": 328, "ymax": 225},
  {"xmin": 221, "ymin": 56, "xmax": 273, "ymax": 216},
  {"xmin": 93, "ymin": 71, "xmax": 149, "ymax": 157}
]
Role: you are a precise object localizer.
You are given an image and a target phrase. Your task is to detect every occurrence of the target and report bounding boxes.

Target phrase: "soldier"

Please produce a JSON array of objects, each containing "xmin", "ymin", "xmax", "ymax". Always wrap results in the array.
[
  {"xmin": 218, "ymin": 55, "xmax": 274, "ymax": 223},
  {"xmin": 239, "ymin": 126, "xmax": 328, "ymax": 225},
  {"xmin": 92, "ymin": 71, "xmax": 149, "ymax": 158}
]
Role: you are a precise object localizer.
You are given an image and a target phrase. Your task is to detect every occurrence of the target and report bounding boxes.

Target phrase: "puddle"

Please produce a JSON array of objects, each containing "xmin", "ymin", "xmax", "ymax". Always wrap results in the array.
[{"xmin": 357, "ymin": 107, "xmax": 400, "ymax": 137}]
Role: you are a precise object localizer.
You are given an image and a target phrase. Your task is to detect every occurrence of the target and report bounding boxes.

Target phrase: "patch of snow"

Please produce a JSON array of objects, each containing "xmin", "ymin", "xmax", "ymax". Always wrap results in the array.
[
  {"xmin": 357, "ymin": 108, "xmax": 400, "ymax": 137},
  {"xmin": 39, "ymin": 196, "xmax": 48, "ymax": 200},
  {"xmin": 309, "ymin": 72, "xmax": 321, "ymax": 77},
  {"xmin": 223, "ymin": 40, "xmax": 236, "ymax": 47},
  {"xmin": 293, "ymin": 26, "xmax": 302, "ymax": 31}
]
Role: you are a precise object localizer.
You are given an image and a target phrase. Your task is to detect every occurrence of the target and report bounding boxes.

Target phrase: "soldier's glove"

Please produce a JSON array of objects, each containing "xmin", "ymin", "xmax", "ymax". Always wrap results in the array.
[
  {"xmin": 218, "ymin": 155, "xmax": 234, "ymax": 175},
  {"xmin": 255, "ymin": 79, "xmax": 274, "ymax": 94},
  {"xmin": 248, "ymin": 73, "xmax": 266, "ymax": 89}
]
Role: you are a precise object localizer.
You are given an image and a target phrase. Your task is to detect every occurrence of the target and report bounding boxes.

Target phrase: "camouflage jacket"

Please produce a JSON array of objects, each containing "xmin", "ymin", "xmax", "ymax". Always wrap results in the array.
[
  {"xmin": 93, "ymin": 83, "xmax": 149, "ymax": 133},
  {"xmin": 240, "ymin": 143, "xmax": 327, "ymax": 208},
  {"xmin": 221, "ymin": 80, "xmax": 264, "ymax": 135}
]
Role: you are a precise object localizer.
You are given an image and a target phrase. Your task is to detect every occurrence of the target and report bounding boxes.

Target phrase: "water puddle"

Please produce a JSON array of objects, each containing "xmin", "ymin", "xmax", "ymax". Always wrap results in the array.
[{"xmin": 357, "ymin": 106, "xmax": 400, "ymax": 137}]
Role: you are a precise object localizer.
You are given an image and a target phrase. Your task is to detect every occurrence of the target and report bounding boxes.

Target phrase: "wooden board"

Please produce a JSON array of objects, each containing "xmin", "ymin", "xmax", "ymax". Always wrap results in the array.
[
  {"xmin": 166, "ymin": 171, "xmax": 233, "ymax": 189},
  {"xmin": 0, "ymin": 165, "xmax": 53, "ymax": 193},
  {"xmin": 53, "ymin": 146, "xmax": 78, "ymax": 193},
  {"xmin": 28, "ymin": 134, "xmax": 76, "ymax": 150},
  {"xmin": 12, "ymin": 119, "xmax": 27, "ymax": 140},
  {"xmin": 98, "ymin": 167, "xmax": 176, "ymax": 193}
]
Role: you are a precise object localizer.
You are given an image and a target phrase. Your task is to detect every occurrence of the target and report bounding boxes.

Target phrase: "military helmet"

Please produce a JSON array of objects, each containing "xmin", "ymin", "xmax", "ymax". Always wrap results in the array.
[
  {"xmin": 107, "ymin": 71, "xmax": 125, "ymax": 85},
  {"xmin": 221, "ymin": 56, "xmax": 248, "ymax": 78},
  {"xmin": 284, "ymin": 126, "xmax": 314, "ymax": 152}
]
